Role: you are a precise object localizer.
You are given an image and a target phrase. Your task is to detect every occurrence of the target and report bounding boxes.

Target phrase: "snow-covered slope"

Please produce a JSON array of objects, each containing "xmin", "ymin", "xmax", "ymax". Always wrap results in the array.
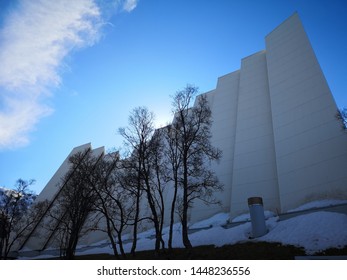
[
  {"xmin": 18, "ymin": 199, "xmax": 347, "ymax": 259},
  {"xmin": 77, "ymin": 200, "xmax": 347, "ymax": 256}
]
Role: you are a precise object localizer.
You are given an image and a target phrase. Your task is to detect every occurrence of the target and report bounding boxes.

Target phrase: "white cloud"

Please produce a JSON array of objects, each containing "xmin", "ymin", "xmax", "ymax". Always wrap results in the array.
[
  {"xmin": 0, "ymin": 95, "xmax": 52, "ymax": 149},
  {"xmin": 122, "ymin": 0, "xmax": 138, "ymax": 12},
  {"xmin": 0, "ymin": 0, "xmax": 102, "ymax": 92},
  {"xmin": 0, "ymin": 0, "xmax": 137, "ymax": 150}
]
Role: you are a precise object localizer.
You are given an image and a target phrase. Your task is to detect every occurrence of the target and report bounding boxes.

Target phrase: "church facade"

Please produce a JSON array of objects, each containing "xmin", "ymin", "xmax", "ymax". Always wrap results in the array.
[
  {"xmin": 20, "ymin": 13, "xmax": 347, "ymax": 252},
  {"xmin": 192, "ymin": 12, "xmax": 347, "ymax": 222}
]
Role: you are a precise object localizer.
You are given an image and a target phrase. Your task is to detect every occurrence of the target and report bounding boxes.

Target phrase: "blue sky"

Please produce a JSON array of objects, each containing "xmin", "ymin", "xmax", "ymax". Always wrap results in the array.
[{"xmin": 1, "ymin": 0, "xmax": 346, "ymax": 194}]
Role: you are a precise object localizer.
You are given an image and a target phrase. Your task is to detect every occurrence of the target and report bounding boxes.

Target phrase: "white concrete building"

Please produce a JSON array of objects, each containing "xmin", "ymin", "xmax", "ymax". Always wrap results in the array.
[
  {"xmin": 190, "ymin": 12, "xmax": 347, "ymax": 222},
  {"xmin": 20, "ymin": 13, "xmax": 347, "ymax": 252}
]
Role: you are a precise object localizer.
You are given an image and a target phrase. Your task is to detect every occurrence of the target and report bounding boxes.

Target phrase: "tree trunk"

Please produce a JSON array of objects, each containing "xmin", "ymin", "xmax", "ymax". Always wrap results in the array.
[
  {"xmin": 105, "ymin": 217, "xmax": 119, "ymax": 258},
  {"xmin": 182, "ymin": 193, "xmax": 192, "ymax": 249},
  {"xmin": 159, "ymin": 191, "xmax": 165, "ymax": 250},
  {"xmin": 182, "ymin": 157, "xmax": 192, "ymax": 249},
  {"xmin": 117, "ymin": 230, "xmax": 126, "ymax": 258},
  {"xmin": 130, "ymin": 185, "xmax": 141, "ymax": 256},
  {"xmin": 145, "ymin": 182, "xmax": 161, "ymax": 253},
  {"xmin": 168, "ymin": 178, "xmax": 178, "ymax": 250}
]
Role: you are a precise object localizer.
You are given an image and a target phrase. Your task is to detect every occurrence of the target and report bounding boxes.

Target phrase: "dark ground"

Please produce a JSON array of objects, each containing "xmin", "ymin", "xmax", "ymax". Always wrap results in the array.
[{"xmin": 71, "ymin": 242, "xmax": 347, "ymax": 260}]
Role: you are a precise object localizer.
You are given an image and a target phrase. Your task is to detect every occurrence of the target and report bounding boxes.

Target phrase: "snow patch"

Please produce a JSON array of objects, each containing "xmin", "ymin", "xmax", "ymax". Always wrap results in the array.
[
  {"xmin": 287, "ymin": 199, "xmax": 347, "ymax": 213},
  {"xmin": 17, "ymin": 199, "xmax": 347, "ymax": 258},
  {"xmin": 260, "ymin": 211, "xmax": 347, "ymax": 254},
  {"xmin": 232, "ymin": 210, "xmax": 276, "ymax": 222},
  {"xmin": 190, "ymin": 212, "xmax": 229, "ymax": 229}
]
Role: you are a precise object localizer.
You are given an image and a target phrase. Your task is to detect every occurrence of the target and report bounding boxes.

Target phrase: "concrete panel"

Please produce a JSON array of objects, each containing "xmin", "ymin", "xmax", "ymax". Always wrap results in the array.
[
  {"xmin": 21, "ymin": 144, "xmax": 106, "ymax": 251},
  {"xmin": 35, "ymin": 143, "xmax": 93, "ymax": 203},
  {"xmin": 190, "ymin": 71, "xmax": 240, "ymax": 222},
  {"xmin": 266, "ymin": 13, "xmax": 347, "ymax": 212},
  {"xmin": 231, "ymin": 51, "xmax": 280, "ymax": 217}
]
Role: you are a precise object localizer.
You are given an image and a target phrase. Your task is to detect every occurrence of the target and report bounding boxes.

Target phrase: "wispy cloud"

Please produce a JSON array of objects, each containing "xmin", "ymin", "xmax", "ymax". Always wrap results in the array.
[
  {"xmin": 0, "ymin": 0, "xmax": 137, "ymax": 150},
  {"xmin": 122, "ymin": 0, "xmax": 138, "ymax": 12}
]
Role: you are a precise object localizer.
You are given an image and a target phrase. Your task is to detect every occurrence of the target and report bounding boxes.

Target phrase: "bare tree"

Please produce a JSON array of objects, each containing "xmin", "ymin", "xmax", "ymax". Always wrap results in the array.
[
  {"xmin": 48, "ymin": 148, "xmax": 101, "ymax": 259},
  {"xmin": 119, "ymin": 107, "xmax": 151, "ymax": 255},
  {"xmin": 119, "ymin": 107, "xmax": 167, "ymax": 254},
  {"xmin": 92, "ymin": 153, "xmax": 135, "ymax": 259},
  {"xmin": 163, "ymin": 123, "xmax": 182, "ymax": 250},
  {"xmin": 0, "ymin": 179, "xmax": 47, "ymax": 259},
  {"xmin": 144, "ymin": 128, "xmax": 169, "ymax": 251},
  {"xmin": 169, "ymin": 85, "xmax": 223, "ymax": 249}
]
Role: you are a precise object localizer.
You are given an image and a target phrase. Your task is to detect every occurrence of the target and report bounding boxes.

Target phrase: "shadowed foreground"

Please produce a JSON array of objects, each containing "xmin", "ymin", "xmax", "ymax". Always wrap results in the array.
[{"xmin": 66, "ymin": 242, "xmax": 347, "ymax": 260}]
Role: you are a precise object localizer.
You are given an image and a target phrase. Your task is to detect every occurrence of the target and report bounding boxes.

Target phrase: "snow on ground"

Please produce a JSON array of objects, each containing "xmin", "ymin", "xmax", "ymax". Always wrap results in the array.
[
  {"xmin": 259, "ymin": 212, "xmax": 347, "ymax": 254},
  {"xmin": 190, "ymin": 212, "xmax": 229, "ymax": 229},
  {"xmin": 189, "ymin": 222, "xmax": 252, "ymax": 247},
  {"xmin": 287, "ymin": 199, "xmax": 347, "ymax": 212},
  {"xmin": 18, "ymin": 200, "xmax": 347, "ymax": 258},
  {"xmin": 77, "ymin": 210, "xmax": 347, "ymax": 256},
  {"xmin": 231, "ymin": 210, "xmax": 276, "ymax": 222}
]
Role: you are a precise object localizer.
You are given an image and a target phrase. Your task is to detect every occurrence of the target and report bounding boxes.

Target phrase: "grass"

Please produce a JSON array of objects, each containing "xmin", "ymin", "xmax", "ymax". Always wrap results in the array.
[{"xmin": 71, "ymin": 242, "xmax": 347, "ymax": 260}]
